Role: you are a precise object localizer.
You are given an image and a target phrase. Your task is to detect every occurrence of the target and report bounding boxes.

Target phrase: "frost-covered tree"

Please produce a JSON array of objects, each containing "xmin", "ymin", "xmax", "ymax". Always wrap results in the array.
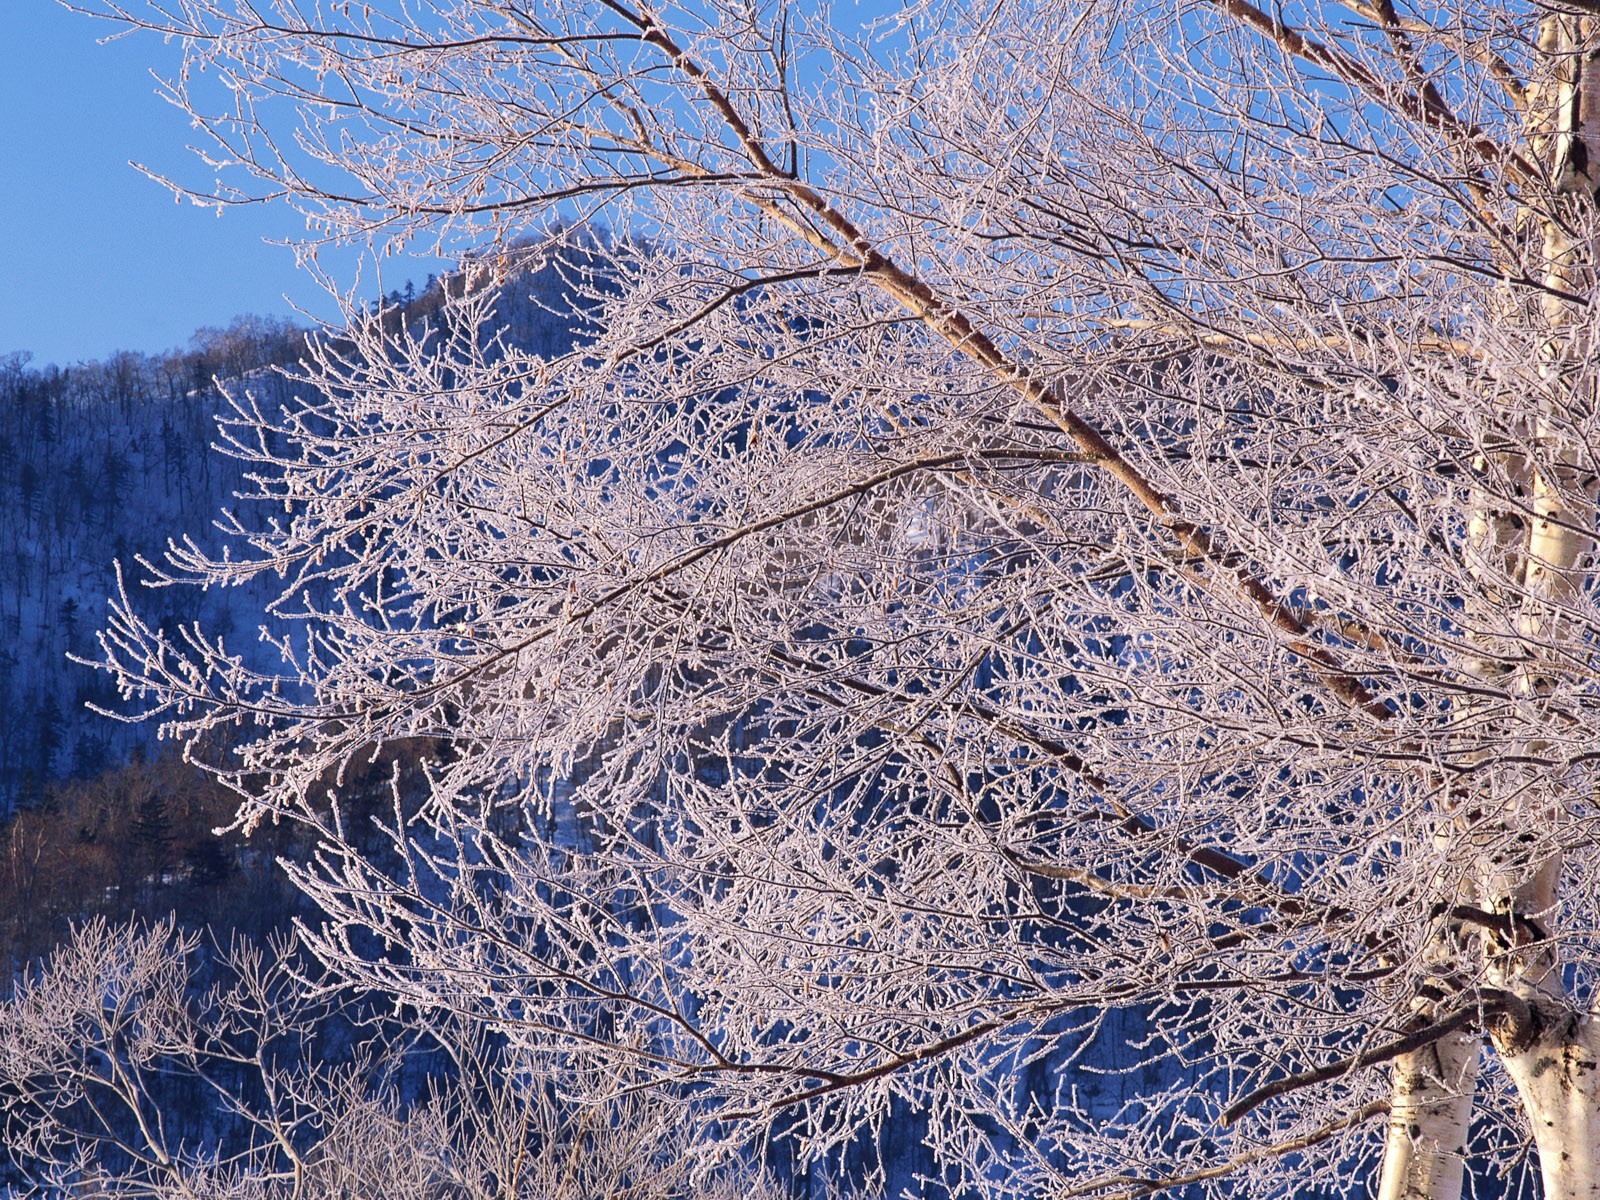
[
  {"xmin": 0, "ymin": 919, "xmax": 775, "ymax": 1200},
  {"xmin": 76, "ymin": 0, "xmax": 1600, "ymax": 1196}
]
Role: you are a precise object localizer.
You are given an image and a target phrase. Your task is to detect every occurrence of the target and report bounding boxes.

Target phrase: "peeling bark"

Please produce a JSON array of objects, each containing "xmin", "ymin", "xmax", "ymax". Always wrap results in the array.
[
  {"xmin": 1376, "ymin": 1032, "xmax": 1480, "ymax": 1200},
  {"xmin": 1497, "ymin": 1010, "xmax": 1600, "ymax": 1200}
]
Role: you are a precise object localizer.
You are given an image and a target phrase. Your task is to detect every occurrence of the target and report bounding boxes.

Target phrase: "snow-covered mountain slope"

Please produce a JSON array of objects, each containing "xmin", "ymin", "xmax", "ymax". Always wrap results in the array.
[{"xmin": 0, "ymin": 254, "xmax": 588, "ymax": 817}]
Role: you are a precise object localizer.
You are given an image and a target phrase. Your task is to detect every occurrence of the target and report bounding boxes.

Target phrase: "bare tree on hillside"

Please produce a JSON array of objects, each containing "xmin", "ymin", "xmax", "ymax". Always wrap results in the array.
[{"xmin": 74, "ymin": 0, "xmax": 1600, "ymax": 1196}]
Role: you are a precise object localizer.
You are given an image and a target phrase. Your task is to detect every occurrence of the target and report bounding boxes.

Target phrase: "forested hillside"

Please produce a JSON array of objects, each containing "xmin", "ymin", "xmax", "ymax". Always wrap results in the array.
[
  {"xmin": 0, "ymin": 319, "xmax": 303, "ymax": 811},
  {"xmin": 0, "ymin": 247, "xmax": 584, "ymax": 817},
  {"xmin": 0, "ymin": 249, "xmax": 657, "ymax": 1194}
]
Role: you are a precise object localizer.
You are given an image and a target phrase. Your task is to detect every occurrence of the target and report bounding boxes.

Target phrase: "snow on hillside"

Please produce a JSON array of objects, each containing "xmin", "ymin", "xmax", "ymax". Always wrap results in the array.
[{"xmin": 0, "ymin": 252, "xmax": 589, "ymax": 816}]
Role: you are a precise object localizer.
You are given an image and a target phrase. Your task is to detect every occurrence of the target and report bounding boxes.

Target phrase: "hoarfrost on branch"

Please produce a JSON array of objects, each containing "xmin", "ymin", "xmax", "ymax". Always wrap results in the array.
[{"xmin": 65, "ymin": 0, "xmax": 1600, "ymax": 1196}]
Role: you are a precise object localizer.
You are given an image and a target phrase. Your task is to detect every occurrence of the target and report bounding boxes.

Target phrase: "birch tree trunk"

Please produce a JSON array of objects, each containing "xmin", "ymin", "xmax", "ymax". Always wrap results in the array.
[
  {"xmin": 1383, "ymin": 15, "xmax": 1600, "ymax": 1200},
  {"xmin": 1376, "ymin": 1028, "xmax": 1479, "ymax": 1200},
  {"xmin": 1486, "ymin": 17, "xmax": 1600, "ymax": 1200}
]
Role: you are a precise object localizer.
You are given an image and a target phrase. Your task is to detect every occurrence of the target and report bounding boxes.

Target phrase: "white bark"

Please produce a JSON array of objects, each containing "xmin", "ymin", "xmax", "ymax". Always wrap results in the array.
[
  {"xmin": 1380, "ymin": 12, "xmax": 1600, "ymax": 1200},
  {"xmin": 1377, "ymin": 1032, "xmax": 1480, "ymax": 1200},
  {"xmin": 1496, "ymin": 17, "xmax": 1600, "ymax": 1200},
  {"xmin": 1498, "ymin": 1012, "xmax": 1600, "ymax": 1200}
]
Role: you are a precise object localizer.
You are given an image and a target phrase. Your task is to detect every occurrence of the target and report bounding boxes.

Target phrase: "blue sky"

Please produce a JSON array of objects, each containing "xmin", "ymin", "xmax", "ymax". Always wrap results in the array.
[
  {"xmin": 2, "ymin": 3, "xmax": 901, "ymax": 370},
  {"xmin": 1, "ymin": 4, "xmax": 440, "ymax": 369}
]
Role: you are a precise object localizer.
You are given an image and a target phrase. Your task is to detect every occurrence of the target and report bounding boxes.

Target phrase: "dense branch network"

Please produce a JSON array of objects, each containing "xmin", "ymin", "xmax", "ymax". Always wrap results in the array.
[{"xmin": 55, "ymin": 1, "xmax": 1600, "ymax": 1198}]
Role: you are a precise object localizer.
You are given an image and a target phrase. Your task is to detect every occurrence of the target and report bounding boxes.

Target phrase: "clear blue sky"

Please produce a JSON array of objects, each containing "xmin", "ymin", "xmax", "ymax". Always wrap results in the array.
[{"xmin": 0, "ymin": 4, "xmax": 440, "ymax": 369}]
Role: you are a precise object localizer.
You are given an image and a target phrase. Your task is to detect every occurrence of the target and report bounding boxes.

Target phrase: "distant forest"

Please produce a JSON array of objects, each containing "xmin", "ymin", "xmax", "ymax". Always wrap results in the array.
[
  {"xmin": 0, "ymin": 246, "xmax": 589, "ymax": 810},
  {"xmin": 0, "ymin": 316, "xmax": 309, "ymax": 811},
  {"xmin": 0, "ymin": 250, "xmax": 593, "ymax": 970}
]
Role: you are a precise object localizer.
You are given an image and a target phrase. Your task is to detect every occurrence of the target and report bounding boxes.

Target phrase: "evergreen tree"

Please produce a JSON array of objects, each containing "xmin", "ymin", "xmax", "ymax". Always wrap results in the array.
[
  {"xmin": 130, "ymin": 791, "xmax": 171, "ymax": 877},
  {"xmin": 184, "ymin": 834, "xmax": 232, "ymax": 887}
]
